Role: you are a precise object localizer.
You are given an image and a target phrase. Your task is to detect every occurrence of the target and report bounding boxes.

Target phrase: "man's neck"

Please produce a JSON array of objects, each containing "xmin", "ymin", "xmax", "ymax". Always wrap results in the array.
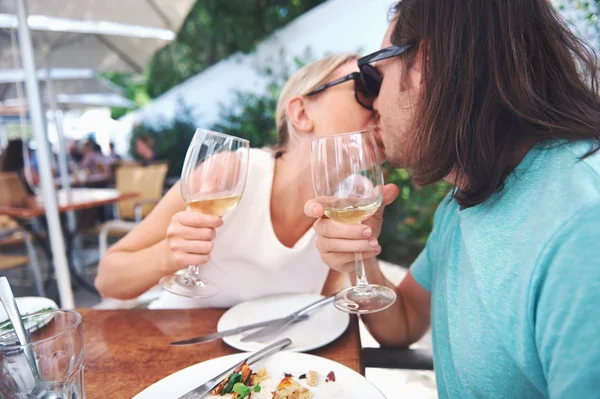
[{"xmin": 444, "ymin": 139, "xmax": 537, "ymax": 190}]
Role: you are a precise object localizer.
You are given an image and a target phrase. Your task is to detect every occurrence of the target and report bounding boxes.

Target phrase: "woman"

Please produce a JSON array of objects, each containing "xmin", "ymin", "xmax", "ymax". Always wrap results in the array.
[
  {"xmin": 0, "ymin": 139, "xmax": 39, "ymax": 207},
  {"xmin": 95, "ymin": 53, "xmax": 378, "ymax": 308}
]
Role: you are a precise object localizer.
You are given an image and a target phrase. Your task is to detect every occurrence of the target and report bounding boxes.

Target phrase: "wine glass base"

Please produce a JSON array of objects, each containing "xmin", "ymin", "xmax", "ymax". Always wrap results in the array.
[
  {"xmin": 334, "ymin": 285, "xmax": 396, "ymax": 314},
  {"xmin": 159, "ymin": 275, "xmax": 219, "ymax": 298}
]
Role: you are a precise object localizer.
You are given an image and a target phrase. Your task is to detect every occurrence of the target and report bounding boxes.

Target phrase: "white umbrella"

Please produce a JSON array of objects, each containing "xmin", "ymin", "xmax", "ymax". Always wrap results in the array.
[
  {"xmin": 0, "ymin": 68, "xmax": 124, "ymax": 100},
  {"xmin": 0, "ymin": 14, "xmax": 174, "ymax": 72},
  {"xmin": 1, "ymin": 93, "xmax": 135, "ymax": 113},
  {"xmin": 0, "ymin": 0, "xmax": 195, "ymax": 72},
  {"xmin": 6, "ymin": 0, "xmax": 194, "ymax": 308}
]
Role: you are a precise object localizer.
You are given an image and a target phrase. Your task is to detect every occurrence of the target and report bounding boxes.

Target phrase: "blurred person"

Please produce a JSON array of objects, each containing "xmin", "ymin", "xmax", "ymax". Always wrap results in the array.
[
  {"xmin": 305, "ymin": 1, "xmax": 600, "ymax": 398},
  {"xmin": 96, "ymin": 53, "xmax": 378, "ymax": 308},
  {"xmin": 80, "ymin": 141, "xmax": 111, "ymax": 184},
  {"xmin": 135, "ymin": 135, "xmax": 156, "ymax": 166},
  {"xmin": 108, "ymin": 142, "xmax": 121, "ymax": 163},
  {"xmin": 0, "ymin": 139, "xmax": 38, "ymax": 207},
  {"xmin": 69, "ymin": 141, "xmax": 83, "ymax": 161}
]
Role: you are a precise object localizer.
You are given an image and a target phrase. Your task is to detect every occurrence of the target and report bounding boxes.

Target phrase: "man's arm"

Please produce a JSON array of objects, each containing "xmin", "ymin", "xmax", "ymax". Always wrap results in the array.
[{"xmin": 358, "ymin": 257, "xmax": 431, "ymax": 347}]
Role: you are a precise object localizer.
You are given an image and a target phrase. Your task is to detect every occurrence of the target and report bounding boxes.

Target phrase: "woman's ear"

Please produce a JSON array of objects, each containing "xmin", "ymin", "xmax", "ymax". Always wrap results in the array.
[{"xmin": 286, "ymin": 96, "xmax": 315, "ymax": 134}]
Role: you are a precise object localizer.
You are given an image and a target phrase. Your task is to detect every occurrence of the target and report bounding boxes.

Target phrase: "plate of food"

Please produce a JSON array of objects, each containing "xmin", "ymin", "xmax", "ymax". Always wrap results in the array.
[
  {"xmin": 133, "ymin": 351, "xmax": 386, "ymax": 399},
  {"xmin": 0, "ymin": 296, "xmax": 58, "ymax": 334},
  {"xmin": 217, "ymin": 294, "xmax": 349, "ymax": 353}
]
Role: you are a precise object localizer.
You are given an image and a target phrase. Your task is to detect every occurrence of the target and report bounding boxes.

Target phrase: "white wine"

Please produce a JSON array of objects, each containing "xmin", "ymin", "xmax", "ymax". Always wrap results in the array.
[
  {"xmin": 324, "ymin": 201, "xmax": 380, "ymax": 225},
  {"xmin": 187, "ymin": 195, "xmax": 241, "ymax": 217}
]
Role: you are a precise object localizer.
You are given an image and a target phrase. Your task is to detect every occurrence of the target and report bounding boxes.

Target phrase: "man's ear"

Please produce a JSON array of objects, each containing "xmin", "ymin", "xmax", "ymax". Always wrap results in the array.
[{"xmin": 286, "ymin": 96, "xmax": 315, "ymax": 134}]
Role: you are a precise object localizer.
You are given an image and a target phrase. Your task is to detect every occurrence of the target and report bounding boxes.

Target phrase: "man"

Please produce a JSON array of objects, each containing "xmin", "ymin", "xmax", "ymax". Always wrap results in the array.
[{"xmin": 306, "ymin": 1, "xmax": 600, "ymax": 397}]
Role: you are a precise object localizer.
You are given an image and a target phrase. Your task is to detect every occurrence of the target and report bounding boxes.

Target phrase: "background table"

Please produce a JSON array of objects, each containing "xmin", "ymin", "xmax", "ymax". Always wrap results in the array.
[
  {"xmin": 0, "ymin": 188, "xmax": 137, "ymax": 219},
  {"xmin": 80, "ymin": 308, "xmax": 362, "ymax": 399},
  {"xmin": 0, "ymin": 189, "xmax": 139, "ymax": 303}
]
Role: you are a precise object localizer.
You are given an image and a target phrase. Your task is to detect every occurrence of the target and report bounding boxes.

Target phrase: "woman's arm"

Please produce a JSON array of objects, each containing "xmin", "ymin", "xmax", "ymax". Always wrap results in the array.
[
  {"xmin": 95, "ymin": 182, "xmax": 221, "ymax": 299},
  {"xmin": 320, "ymin": 269, "xmax": 348, "ymax": 296},
  {"xmin": 95, "ymin": 183, "xmax": 184, "ymax": 299},
  {"xmin": 96, "ymin": 154, "xmax": 247, "ymax": 299}
]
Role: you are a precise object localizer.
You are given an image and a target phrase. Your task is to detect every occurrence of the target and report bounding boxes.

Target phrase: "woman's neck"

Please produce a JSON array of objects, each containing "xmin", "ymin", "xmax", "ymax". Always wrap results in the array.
[{"xmin": 270, "ymin": 149, "xmax": 316, "ymax": 248}]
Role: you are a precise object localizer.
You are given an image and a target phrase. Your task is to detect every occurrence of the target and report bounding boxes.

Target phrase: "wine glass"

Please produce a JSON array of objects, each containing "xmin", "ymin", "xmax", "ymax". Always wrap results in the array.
[
  {"xmin": 160, "ymin": 128, "xmax": 250, "ymax": 298},
  {"xmin": 311, "ymin": 130, "xmax": 396, "ymax": 314}
]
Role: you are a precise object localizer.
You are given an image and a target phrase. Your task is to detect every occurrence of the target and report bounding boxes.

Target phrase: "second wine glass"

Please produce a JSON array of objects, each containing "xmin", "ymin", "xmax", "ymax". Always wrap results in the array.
[
  {"xmin": 311, "ymin": 130, "xmax": 396, "ymax": 314},
  {"xmin": 160, "ymin": 128, "xmax": 249, "ymax": 298}
]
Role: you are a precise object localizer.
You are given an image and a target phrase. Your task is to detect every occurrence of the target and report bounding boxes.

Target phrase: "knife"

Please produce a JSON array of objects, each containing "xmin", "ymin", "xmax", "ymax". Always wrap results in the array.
[
  {"xmin": 178, "ymin": 338, "xmax": 292, "ymax": 399},
  {"xmin": 241, "ymin": 295, "xmax": 335, "ymax": 343},
  {"xmin": 169, "ymin": 314, "xmax": 309, "ymax": 346}
]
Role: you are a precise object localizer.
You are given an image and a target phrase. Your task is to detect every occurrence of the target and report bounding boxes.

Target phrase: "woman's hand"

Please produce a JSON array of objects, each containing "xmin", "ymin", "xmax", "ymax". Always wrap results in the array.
[
  {"xmin": 304, "ymin": 184, "xmax": 400, "ymax": 273},
  {"xmin": 164, "ymin": 210, "xmax": 223, "ymax": 274}
]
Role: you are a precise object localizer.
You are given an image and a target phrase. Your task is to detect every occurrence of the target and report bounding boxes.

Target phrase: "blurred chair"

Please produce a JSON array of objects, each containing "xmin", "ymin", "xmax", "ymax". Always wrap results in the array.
[
  {"xmin": 0, "ymin": 172, "xmax": 29, "ymax": 207},
  {"xmin": 0, "ymin": 215, "xmax": 45, "ymax": 296},
  {"xmin": 96, "ymin": 163, "xmax": 168, "ymax": 256},
  {"xmin": 115, "ymin": 163, "xmax": 168, "ymax": 222}
]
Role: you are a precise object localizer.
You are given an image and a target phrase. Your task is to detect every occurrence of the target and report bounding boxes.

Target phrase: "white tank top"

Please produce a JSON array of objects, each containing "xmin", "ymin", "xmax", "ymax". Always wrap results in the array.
[{"xmin": 149, "ymin": 148, "xmax": 330, "ymax": 309}]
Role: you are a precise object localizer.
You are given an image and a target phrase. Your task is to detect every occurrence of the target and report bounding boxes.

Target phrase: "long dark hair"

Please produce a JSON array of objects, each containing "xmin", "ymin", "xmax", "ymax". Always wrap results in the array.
[
  {"xmin": 1, "ymin": 139, "xmax": 26, "ymax": 172},
  {"xmin": 392, "ymin": 0, "xmax": 600, "ymax": 207}
]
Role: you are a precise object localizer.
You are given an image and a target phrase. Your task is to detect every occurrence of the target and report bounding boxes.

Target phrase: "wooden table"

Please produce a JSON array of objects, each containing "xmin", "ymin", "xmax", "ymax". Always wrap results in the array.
[
  {"xmin": 80, "ymin": 309, "xmax": 363, "ymax": 399},
  {"xmin": 0, "ymin": 188, "xmax": 138, "ymax": 219},
  {"xmin": 56, "ymin": 174, "xmax": 111, "ymax": 188}
]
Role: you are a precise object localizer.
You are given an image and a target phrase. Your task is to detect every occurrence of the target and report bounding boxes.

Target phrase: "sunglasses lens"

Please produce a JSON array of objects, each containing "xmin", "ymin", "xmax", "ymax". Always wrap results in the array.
[
  {"xmin": 354, "ymin": 78, "xmax": 374, "ymax": 110},
  {"xmin": 360, "ymin": 65, "xmax": 382, "ymax": 97}
]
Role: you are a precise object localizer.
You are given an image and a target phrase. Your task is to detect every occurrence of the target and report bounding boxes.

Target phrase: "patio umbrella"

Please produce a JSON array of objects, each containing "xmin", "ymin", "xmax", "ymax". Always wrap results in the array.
[
  {"xmin": 1, "ymin": 93, "xmax": 135, "ymax": 114},
  {"xmin": 0, "ymin": 68, "xmax": 125, "ymax": 100},
  {"xmin": 5, "ymin": 0, "xmax": 194, "ymax": 308},
  {"xmin": 0, "ymin": 0, "xmax": 195, "ymax": 71}
]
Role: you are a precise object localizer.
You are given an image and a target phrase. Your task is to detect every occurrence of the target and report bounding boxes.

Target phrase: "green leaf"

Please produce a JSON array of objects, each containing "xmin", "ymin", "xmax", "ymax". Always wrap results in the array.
[
  {"xmin": 232, "ymin": 382, "xmax": 261, "ymax": 398},
  {"xmin": 221, "ymin": 373, "xmax": 242, "ymax": 395},
  {"xmin": 232, "ymin": 382, "xmax": 251, "ymax": 396}
]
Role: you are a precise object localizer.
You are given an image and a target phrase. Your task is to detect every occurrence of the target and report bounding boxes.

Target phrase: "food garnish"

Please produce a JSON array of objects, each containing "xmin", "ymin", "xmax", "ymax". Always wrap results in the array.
[
  {"xmin": 306, "ymin": 371, "xmax": 318, "ymax": 387},
  {"xmin": 211, "ymin": 363, "xmax": 254, "ymax": 397},
  {"xmin": 272, "ymin": 375, "xmax": 313, "ymax": 399},
  {"xmin": 232, "ymin": 382, "xmax": 261, "ymax": 399},
  {"xmin": 325, "ymin": 371, "xmax": 335, "ymax": 383}
]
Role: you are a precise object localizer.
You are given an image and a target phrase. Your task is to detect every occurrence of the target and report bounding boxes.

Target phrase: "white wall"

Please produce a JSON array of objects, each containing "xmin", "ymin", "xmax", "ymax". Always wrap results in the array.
[{"xmin": 115, "ymin": 0, "xmax": 395, "ymax": 151}]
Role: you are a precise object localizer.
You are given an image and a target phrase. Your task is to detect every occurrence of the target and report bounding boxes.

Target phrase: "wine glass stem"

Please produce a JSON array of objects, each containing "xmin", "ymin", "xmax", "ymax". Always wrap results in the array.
[
  {"xmin": 182, "ymin": 265, "xmax": 201, "ymax": 285},
  {"xmin": 354, "ymin": 252, "xmax": 370, "ymax": 292}
]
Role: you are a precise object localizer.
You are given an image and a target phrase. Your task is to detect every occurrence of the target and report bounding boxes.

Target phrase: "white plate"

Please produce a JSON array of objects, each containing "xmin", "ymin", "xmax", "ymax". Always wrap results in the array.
[
  {"xmin": 218, "ymin": 293, "xmax": 349, "ymax": 352},
  {"xmin": 134, "ymin": 351, "xmax": 386, "ymax": 399},
  {"xmin": 0, "ymin": 296, "xmax": 58, "ymax": 334}
]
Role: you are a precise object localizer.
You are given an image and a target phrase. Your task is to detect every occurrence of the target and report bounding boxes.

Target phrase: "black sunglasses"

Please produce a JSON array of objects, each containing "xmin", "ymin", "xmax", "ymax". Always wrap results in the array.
[
  {"xmin": 357, "ymin": 43, "xmax": 414, "ymax": 97},
  {"xmin": 306, "ymin": 72, "xmax": 375, "ymax": 110}
]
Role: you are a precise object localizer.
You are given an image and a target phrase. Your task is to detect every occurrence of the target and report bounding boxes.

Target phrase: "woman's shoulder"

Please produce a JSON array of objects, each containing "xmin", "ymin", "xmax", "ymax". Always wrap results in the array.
[
  {"xmin": 234, "ymin": 148, "xmax": 275, "ymax": 201},
  {"xmin": 248, "ymin": 147, "xmax": 275, "ymax": 171},
  {"xmin": 249, "ymin": 147, "xmax": 275, "ymax": 161}
]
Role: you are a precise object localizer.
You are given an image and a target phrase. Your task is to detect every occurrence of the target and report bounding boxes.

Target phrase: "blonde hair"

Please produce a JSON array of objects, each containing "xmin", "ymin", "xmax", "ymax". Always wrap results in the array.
[{"xmin": 274, "ymin": 53, "xmax": 359, "ymax": 158}]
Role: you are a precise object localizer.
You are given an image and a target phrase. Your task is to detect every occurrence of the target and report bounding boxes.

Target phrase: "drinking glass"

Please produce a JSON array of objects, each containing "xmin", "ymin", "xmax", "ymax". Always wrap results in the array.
[
  {"xmin": 311, "ymin": 130, "xmax": 396, "ymax": 314},
  {"xmin": 0, "ymin": 309, "xmax": 85, "ymax": 398},
  {"xmin": 160, "ymin": 128, "xmax": 250, "ymax": 298}
]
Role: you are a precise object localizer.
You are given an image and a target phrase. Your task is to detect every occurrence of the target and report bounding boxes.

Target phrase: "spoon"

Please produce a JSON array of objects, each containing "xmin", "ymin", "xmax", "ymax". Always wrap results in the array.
[{"xmin": 0, "ymin": 277, "xmax": 41, "ymax": 380}]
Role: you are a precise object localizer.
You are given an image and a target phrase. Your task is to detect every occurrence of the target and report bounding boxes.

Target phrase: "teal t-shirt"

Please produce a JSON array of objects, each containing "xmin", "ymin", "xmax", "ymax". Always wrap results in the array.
[{"xmin": 411, "ymin": 141, "xmax": 600, "ymax": 398}]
